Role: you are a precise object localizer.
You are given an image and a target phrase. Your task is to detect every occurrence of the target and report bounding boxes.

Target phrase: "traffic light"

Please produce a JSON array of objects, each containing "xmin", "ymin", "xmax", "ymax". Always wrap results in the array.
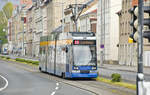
[
  {"xmin": 129, "ymin": 6, "xmax": 138, "ymax": 43},
  {"xmin": 143, "ymin": 6, "xmax": 150, "ymax": 42}
]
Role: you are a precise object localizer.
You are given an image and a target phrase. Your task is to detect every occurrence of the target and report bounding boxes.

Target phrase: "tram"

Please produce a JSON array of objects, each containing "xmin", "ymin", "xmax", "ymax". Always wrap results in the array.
[{"xmin": 39, "ymin": 31, "xmax": 98, "ymax": 78}]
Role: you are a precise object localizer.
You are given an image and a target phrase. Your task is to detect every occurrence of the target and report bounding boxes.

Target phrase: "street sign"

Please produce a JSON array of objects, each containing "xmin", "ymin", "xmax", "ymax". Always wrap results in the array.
[{"xmin": 100, "ymin": 44, "xmax": 104, "ymax": 48}]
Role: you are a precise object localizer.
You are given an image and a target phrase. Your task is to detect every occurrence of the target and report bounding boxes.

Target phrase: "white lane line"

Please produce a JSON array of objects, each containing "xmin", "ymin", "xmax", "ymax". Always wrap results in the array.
[
  {"xmin": 55, "ymin": 87, "xmax": 59, "ymax": 90},
  {"xmin": 56, "ymin": 83, "xmax": 59, "ymax": 86},
  {"xmin": 51, "ymin": 91, "xmax": 56, "ymax": 95},
  {"xmin": 0, "ymin": 75, "xmax": 8, "ymax": 92}
]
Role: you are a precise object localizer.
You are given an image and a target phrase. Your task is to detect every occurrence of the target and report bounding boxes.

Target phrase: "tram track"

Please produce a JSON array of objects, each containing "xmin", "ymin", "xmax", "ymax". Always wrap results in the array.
[{"xmin": 1, "ymin": 59, "xmax": 135, "ymax": 95}]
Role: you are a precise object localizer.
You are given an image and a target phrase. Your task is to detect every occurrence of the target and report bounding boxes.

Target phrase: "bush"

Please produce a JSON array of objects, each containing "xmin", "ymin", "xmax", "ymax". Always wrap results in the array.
[
  {"xmin": 1, "ymin": 56, "xmax": 5, "ymax": 58},
  {"xmin": 6, "ymin": 57, "xmax": 10, "ymax": 59},
  {"xmin": 15, "ymin": 58, "xmax": 39, "ymax": 65},
  {"xmin": 32, "ymin": 61, "xmax": 39, "ymax": 65},
  {"xmin": 111, "ymin": 73, "xmax": 121, "ymax": 82},
  {"xmin": 25, "ymin": 60, "xmax": 33, "ymax": 63},
  {"xmin": 15, "ymin": 58, "xmax": 25, "ymax": 62}
]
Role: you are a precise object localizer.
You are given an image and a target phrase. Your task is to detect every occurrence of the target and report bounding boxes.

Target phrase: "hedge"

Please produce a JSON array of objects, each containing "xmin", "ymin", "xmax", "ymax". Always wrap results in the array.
[
  {"xmin": 111, "ymin": 73, "xmax": 122, "ymax": 82},
  {"xmin": 15, "ymin": 58, "xmax": 39, "ymax": 65}
]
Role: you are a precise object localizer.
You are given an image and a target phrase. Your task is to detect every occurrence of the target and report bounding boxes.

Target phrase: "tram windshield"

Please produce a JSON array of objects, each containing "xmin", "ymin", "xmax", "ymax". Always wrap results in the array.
[{"xmin": 73, "ymin": 45, "xmax": 96, "ymax": 66}]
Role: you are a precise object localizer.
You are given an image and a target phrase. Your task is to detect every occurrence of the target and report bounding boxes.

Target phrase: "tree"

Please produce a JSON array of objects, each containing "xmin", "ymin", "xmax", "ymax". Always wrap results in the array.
[
  {"xmin": 2, "ymin": 2, "xmax": 13, "ymax": 19},
  {"xmin": 0, "ymin": 2, "xmax": 13, "ymax": 44}
]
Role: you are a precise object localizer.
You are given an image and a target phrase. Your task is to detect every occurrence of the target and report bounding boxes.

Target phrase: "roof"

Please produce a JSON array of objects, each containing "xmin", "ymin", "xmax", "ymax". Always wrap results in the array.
[{"xmin": 81, "ymin": 0, "xmax": 98, "ymax": 16}]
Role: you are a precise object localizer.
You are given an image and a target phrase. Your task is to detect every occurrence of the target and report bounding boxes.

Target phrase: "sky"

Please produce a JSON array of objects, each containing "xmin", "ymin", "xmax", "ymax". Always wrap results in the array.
[{"xmin": 0, "ymin": 0, "xmax": 20, "ymax": 10}]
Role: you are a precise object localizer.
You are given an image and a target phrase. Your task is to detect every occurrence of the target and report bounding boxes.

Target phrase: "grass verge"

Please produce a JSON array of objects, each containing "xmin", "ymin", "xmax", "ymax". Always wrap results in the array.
[
  {"xmin": 15, "ymin": 58, "xmax": 39, "ymax": 66},
  {"xmin": 96, "ymin": 77, "xmax": 136, "ymax": 90},
  {"xmin": 0, "ymin": 56, "xmax": 39, "ymax": 66}
]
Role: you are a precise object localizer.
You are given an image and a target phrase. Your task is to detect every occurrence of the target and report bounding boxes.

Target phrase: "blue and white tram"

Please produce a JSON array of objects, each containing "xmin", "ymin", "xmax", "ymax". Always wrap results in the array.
[{"xmin": 39, "ymin": 32, "xmax": 98, "ymax": 78}]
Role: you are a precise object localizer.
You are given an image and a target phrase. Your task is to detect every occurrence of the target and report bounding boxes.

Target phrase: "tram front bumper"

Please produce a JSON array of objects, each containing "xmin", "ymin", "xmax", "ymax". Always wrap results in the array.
[{"xmin": 67, "ymin": 72, "xmax": 98, "ymax": 78}]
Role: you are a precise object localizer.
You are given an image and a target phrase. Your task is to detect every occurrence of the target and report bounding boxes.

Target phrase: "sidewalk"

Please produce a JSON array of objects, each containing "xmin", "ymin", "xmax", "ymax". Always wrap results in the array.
[{"xmin": 99, "ymin": 64, "xmax": 150, "ymax": 76}]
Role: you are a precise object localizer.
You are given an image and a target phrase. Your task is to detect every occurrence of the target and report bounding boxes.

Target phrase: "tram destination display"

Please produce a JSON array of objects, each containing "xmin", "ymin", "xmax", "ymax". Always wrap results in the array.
[{"xmin": 73, "ymin": 40, "xmax": 96, "ymax": 45}]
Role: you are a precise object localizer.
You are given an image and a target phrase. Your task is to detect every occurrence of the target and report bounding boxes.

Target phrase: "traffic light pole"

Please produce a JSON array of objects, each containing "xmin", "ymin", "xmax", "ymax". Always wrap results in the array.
[{"xmin": 137, "ymin": 0, "xmax": 144, "ymax": 95}]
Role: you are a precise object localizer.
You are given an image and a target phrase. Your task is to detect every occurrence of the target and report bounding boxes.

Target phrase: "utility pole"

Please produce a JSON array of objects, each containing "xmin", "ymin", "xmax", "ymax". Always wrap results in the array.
[
  {"xmin": 62, "ymin": 0, "xmax": 64, "ymax": 33},
  {"xmin": 137, "ymin": 0, "xmax": 144, "ymax": 95},
  {"xmin": 100, "ymin": 0, "xmax": 105, "ymax": 66},
  {"xmin": 75, "ymin": 0, "xmax": 78, "ymax": 32}
]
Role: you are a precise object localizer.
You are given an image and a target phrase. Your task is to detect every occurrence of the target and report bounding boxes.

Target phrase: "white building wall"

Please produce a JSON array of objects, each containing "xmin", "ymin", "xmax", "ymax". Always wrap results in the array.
[
  {"xmin": 109, "ymin": 0, "xmax": 122, "ymax": 61},
  {"xmin": 42, "ymin": 6, "xmax": 48, "ymax": 36},
  {"xmin": 97, "ymin": 0, "xmax": 122, "ymax": 64},
  {"xmin": 80, "ymin": 16, "xmax": 91, "ymax": 32}
]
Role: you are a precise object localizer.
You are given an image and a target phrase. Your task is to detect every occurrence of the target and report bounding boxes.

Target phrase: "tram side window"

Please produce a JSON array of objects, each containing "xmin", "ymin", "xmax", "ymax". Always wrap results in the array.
[
  {"xmin": 43, "ymin": 47, "xmax": 46, "ymax": 54},
  {"xmin": 40, "ymin": 47, "xmax": 46, "ymax": 55},
  {"xmin": 40, "ymin": 47, "xmax": 42, "ymax": 54}
]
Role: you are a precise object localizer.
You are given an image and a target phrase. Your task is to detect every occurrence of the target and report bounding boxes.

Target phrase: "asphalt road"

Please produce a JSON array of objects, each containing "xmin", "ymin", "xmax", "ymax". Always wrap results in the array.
[
  {"xmin": 0, "ymin": 60, "xmax": 93, "ymax": 95},
  {"xmin": 0, "ymin": 75, "xmax": 6, "ymax": 90}
]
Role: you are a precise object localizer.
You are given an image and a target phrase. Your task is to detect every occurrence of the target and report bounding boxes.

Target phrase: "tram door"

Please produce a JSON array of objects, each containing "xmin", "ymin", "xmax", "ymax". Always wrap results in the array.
[
  {"xmin": 41, "ymin": 46, "xmax": 47, "ymax": 71},
  {"xmin": 54, "ymin": 36, "xmax": 58, "ymax": 74}
]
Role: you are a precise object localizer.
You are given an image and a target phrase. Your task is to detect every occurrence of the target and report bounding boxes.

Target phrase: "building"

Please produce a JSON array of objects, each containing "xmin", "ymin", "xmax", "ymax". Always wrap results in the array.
[
  {"xmin": 118, "ymin": 0, "xmax": 136, "ymax": 66},
  {"xmin": 46, "ymin": 0, "xmax": 91, "ymax": 33},
  {"xmin": 79, "ymin": 0, "xmax": 98, "ymax": 33},
  {"xmin": 9, "ymin": 0, "xmax": 33, "ymax": 56},
  {"xmin": 97, "ymin": 0, "xmax": 122, "ymax": 65},
  {"xmin": 63, "ymin": 0, "xmax": 97, "ymax": 32},
  {"xmin": 118, "ymin": 0, "xmax": 150, "ymax": 66},
  {"xmin": 26, "ymin": 5, "xmax": 34, "ymax": 57},
  {"xmin": 10, "ymin": 6, "xmax": 24, "ymax": 55},
  {"xmin": 7, "ymin": 19, "xmax": 13, "ymax": 53}
]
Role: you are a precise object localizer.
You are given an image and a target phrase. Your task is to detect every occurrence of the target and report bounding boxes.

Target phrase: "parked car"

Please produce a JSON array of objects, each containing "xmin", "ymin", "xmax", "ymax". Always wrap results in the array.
[{"xmin": 2, "ymin": 51, "xmax": 8, "ymax": 55}]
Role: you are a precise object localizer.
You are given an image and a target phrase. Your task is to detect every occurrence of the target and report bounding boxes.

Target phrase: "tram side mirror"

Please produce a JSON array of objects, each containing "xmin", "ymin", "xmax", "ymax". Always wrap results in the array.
[{"xmin": 65, "ymin": 46, "xmax": 68, "ymax": 53}]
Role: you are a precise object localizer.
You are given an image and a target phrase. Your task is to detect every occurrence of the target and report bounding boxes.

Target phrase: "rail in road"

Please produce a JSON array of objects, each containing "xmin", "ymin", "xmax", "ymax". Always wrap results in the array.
[{"xmin": 0, "ymin": 58, "xmax": 136, "ymax": 95}]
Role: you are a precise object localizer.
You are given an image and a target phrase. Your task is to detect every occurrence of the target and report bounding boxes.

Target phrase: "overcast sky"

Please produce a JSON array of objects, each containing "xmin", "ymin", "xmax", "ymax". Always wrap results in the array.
[{"xmin": 0, "ymin": 0, "xmax": 20, "ymax": 10}]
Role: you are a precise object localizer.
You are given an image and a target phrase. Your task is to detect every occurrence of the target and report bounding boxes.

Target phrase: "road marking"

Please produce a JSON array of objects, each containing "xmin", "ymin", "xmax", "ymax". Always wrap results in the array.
[
  {"xmin": 55, "ymin": 87, "xmax": 59, "ymax": 90},
  {"xmin": 0, "ymin": 75, "xmax": 8, "ymax": 92},
  {"xmin": 56, "ymin": 83, "xmax": 59, "ymax": 86},
  {"xmin": 51, "ymin": 91, "xmax": 55, "ymax": 95}
]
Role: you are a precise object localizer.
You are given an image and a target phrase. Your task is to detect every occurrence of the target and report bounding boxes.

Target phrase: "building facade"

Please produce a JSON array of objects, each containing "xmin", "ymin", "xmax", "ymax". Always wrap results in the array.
[
  {"xmin": 118, "ymin": 0, "xmax": 137, "ymax": 66},
  {"xmin": 26, "ymin": 6, "xmax": 34, "ymax": 57},
  {"xmin": 97, "ymin": 0, "xmax": 122, "ymax": 65},
  {"xmin": 79, "ymin": 0, "xmax": 98, "ymax": 33},
  {"xmin": 118, "ymin": 0, "xmax": 150, "ymax": 66}
]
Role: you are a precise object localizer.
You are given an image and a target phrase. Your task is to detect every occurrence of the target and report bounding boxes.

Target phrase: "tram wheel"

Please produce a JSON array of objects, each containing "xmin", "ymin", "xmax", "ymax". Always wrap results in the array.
[
  {"xmin": 39, "ymin": 67, "xmax": 42, "ymax": 71},
  {"xmin": 62, "ymin": 73, "xmax": 65, "ymax": 79}
]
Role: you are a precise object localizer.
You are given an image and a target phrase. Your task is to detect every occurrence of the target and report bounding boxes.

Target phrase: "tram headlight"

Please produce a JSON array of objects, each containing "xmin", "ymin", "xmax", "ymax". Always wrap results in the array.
[
  {"xmin": 74, "ymin": 66, "xmax": 79, "ymax": 70},
  {"xmin": 92, "ymin": 67, "xmax": 97, "ymax": 70}
]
